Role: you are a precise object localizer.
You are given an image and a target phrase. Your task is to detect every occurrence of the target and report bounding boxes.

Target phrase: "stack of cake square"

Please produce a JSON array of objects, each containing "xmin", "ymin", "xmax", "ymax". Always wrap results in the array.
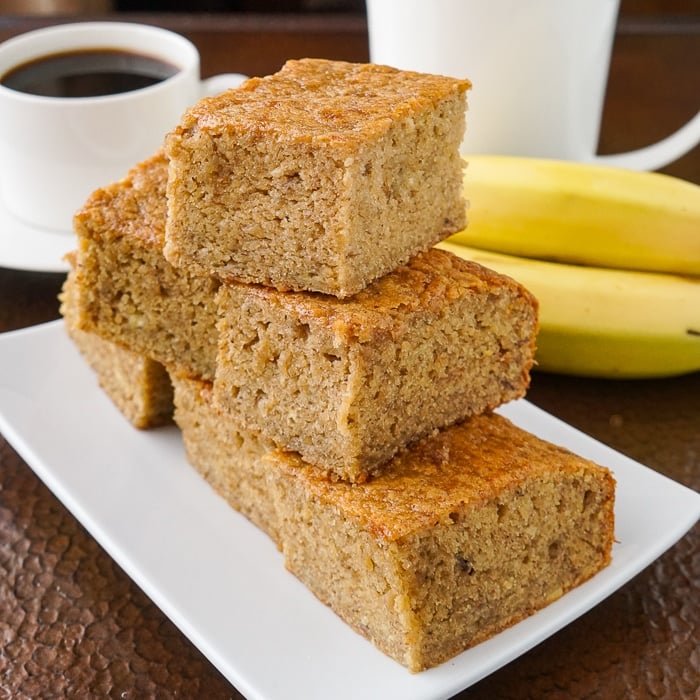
[{"xmin": 63, "ymin": 59, "xmax": 615, "ymax": 673}]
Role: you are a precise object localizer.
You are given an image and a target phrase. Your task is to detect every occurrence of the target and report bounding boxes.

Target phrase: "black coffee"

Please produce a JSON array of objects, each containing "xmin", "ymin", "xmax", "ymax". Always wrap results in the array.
[{"xmin": 0, "ymin": 48, "xmax": 178, "ymax": 98}]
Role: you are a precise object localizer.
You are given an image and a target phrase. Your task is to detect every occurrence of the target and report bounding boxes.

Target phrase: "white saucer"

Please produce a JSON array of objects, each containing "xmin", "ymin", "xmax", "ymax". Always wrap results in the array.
[{"xmin": 0, "ymin": 196, "xmax": 73, "ymax": 273}]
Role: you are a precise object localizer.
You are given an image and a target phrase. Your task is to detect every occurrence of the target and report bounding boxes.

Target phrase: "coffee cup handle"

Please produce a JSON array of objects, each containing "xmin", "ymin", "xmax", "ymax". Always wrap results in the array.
[
  {"xmin": 200, "ymin": 72, "xmax": 249, "ymax": 97},
  {"xmin": 589, "ymin": 109, "xmax": 700, "ymax": 171}
]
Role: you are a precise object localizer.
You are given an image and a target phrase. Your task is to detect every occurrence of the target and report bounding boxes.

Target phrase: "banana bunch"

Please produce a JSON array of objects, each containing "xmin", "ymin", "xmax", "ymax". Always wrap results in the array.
[{"xmin": 439, "ymin": 156, "xmax": 700, "ymax": 379}]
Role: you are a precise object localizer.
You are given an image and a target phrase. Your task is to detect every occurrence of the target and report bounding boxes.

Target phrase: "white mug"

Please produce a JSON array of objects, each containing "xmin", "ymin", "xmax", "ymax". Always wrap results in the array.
[
  {"xmin": 366, "ymin": 0, "xmax": 700, "ymax": 170},
  {"xmin": 0, "ymin": 22, "xmax": 246, "ymax": 233}
]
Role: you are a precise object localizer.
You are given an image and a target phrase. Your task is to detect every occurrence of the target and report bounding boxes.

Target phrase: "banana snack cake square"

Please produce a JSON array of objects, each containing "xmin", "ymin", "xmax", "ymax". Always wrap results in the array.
[
  {"xmin": 61, "ymin": 267, "xmax": 173, "ymax": 429},
  {"xmin": 73, "ymin": 152, "xmax": 220, "ymax": 381},
  {"xmin": 164, "ymin": 58, "xmax": 470, "ymax": 297},
  {"xmin": 267, "ymin": 411, "xmax": 615, "ymax": 672},
  {"xmin": 215, "ymin": 247, "xmax": 538, "ymax": 482}
]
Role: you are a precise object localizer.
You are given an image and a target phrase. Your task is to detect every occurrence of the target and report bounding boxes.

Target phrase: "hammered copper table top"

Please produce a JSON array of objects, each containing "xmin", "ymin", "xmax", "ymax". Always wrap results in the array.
[{"xmin": 1, "ymin": 10, "xmax": 699, "ymax": 700}]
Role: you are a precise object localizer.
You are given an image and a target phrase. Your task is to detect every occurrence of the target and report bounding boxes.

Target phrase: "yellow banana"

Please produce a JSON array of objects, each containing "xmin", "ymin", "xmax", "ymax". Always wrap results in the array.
[
  {"xmin": 436, "ymin": 240, "xmax": 700, "ymax": 379},
  {"xmin": 451, "ymin": 155, "xmax": 700, "ymax": 276}
]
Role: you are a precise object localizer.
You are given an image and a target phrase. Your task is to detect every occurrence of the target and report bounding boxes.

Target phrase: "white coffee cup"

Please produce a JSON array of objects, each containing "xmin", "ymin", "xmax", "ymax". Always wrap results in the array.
[
  {"xmin": 366, "ymin": 0, "xmax": 700, "ymax": 170},
  {"xmin": 0, "ymin": 22, "xmax": 246, "ymax": 233}
]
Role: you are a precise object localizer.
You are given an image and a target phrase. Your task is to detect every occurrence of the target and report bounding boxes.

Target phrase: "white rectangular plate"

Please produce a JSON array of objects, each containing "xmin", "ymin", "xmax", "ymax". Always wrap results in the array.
[{"xmin": 1, "ymin": 321, "xmax": 698, "ymax": 700}]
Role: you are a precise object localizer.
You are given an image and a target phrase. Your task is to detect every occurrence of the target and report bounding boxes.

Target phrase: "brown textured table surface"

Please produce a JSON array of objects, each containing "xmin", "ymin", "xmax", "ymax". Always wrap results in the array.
[{"xmin": 1, "ymin": 10, "xmax": 699, "ymax": 700}]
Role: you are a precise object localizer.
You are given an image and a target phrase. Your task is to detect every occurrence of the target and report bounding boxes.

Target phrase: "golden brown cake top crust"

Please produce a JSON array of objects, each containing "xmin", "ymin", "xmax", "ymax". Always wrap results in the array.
[
  {"xmin": 267, "ymin": 412, "xmax": 615, "ymax": 542},
  {"xmin": 224, "ymin": 247, "xmax": 538, "ymax": 344},
  {"xmin": 171, "ymin": 58, "xmax": 471, "ymax": 145},
  {"xmin": 73, "ymin": 151, "xmax": 168, "ymax": 247}
]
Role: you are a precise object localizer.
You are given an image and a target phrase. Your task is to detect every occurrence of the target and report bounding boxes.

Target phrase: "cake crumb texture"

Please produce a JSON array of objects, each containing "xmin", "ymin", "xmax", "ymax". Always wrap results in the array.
[
  {"xmin": 215, "ymin": 247, "xmax": 538, "ymax": 481},
  {"xmin": 60, "ymin": 267, "xmax": 173, "ymax": 429},
  {"xmin": 267, "ymin": 411, "xmax": 616, "ymax": 672},
  {"xmin": 73, "ymin": 152, "xmax": 220, "ymax": 380},
  {"xmin": 171, "ymin": 371, "xmax": 280, "ymax": 543},
  {"xmin": 164, "ymin": 58, "xmax": 470, "ymax": 297}
]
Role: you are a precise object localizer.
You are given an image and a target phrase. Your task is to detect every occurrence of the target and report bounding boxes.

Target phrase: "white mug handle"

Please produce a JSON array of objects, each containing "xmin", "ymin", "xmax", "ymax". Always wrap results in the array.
[
  {"xmin": 589, "ymin": 109, "xmax": 700, "ymax": 171},
  {"xmin": 200, "ymin": 72, "xmax": 248, "ymax": 97}
]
